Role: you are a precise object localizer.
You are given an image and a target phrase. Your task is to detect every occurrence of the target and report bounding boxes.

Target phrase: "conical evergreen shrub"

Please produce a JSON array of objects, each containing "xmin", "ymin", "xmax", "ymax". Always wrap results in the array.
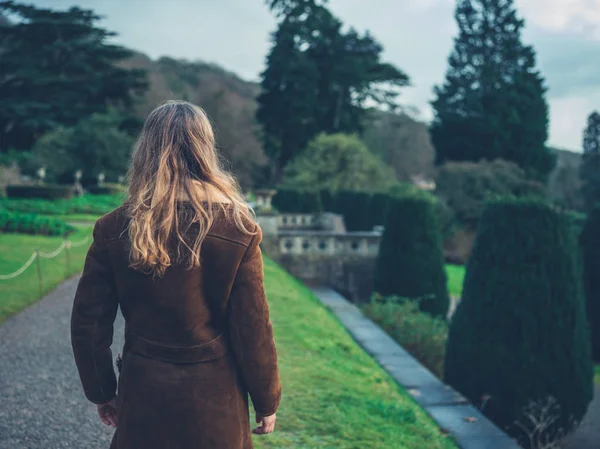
[
  {"xmin": 373, "ymin": 193, "xmax": 449, "ymax": 317},
  {"xmin": 581, "ymin": 204, "xmax": 600, "ymax": 362},
  {"xmin": 445, "ymin": 198, "xmax": 593, "ymax": 446}
]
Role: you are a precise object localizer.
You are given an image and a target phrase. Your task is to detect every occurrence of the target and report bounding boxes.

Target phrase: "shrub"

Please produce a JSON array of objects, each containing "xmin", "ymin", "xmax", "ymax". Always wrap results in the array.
[
  {"xmin": 580, "ymin": 205, "xmax": 600, "ymax": 362},
  {"xmin": 0, "ymin": 209, "xmax": 74, "ymax": 236},
  {"xmin": 0, "ymin": 194, "xmax": 123, "ymax": 215},
  {"xmin": 362, "ymin": 294, "xmax": 448, "ymax": 378},
  {"xmin": 283, "ymin": 133, "xmax": 396, "ymax": 192},
  {"xmin": 435, "ymin": 159, "xmax": 546, "ymax": 230},
  {"xmin": 444, "ymin": 198, "xmax": 593, "ymax": 446},
  {"xmin": 373, "ymin": 193, "xmax": 449, "ymax": 317},
  {"xmin": 6, "ymin": 184, "xmax": 73, "ymax": 199},
  {"xmin": 271, "ymin": 189, "xmax": 320, "ymax": 213},
  {"xmin": 86, "ymin": 183, "xmax": 126, "ymax": 195},
  {"xmin": 33, "ymin": 109, "xmax": 133, "ymax": 182}
]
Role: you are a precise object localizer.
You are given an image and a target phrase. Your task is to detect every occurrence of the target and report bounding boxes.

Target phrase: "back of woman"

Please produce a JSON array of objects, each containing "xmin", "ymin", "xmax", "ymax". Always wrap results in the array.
[{"xmin": 70, "ymin": 101, "xmax": 281, "ymax": 449}]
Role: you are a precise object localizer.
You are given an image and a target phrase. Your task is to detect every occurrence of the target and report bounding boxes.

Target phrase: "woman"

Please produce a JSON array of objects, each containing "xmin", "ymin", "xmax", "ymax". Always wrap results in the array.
[{"xmin": 70, "ymin": 101, "xmax": 281, "ymax": 449}]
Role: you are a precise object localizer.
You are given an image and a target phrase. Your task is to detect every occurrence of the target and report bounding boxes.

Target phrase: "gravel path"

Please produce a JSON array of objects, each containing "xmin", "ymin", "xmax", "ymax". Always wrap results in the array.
[{"xmin": 0, "ymin": 276, "xmax": 124, "ymax": 449}]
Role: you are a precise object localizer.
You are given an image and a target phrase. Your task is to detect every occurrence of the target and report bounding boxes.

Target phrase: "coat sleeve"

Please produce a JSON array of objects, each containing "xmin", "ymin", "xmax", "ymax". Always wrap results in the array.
[
  {"xmin": 228, "ymin": 224, "xmax": 282, "ymax": 416},
  {"xmin": 70, "ymin": 218, "xmax": 119, "ymax": 405}
]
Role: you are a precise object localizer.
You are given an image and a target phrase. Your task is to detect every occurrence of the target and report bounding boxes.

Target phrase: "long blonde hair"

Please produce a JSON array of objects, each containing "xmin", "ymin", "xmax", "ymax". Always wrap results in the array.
[{"xmin": 126, "ymin": 100, "xmax": 254, "ymax": 277}]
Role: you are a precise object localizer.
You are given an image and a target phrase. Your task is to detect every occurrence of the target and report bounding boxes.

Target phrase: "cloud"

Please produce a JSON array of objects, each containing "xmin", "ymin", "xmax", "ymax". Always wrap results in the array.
[{"xmin": 516, "ymin": 0, "xmax": 600, "ymax": 38}]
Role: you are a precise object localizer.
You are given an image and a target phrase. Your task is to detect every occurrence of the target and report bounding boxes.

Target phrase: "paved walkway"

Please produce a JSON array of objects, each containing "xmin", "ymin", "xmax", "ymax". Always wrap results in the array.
[{"xmin": 0, "ymin": 276, "xmax": 124, "ymax": 449}]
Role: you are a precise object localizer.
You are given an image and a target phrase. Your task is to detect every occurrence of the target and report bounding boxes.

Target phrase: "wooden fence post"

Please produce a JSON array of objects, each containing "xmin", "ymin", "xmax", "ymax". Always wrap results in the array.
[
  {"xmin": 65, "ymin": 241, "xmax": 71, "ymax": 276},
  {"xmin": 35, "ymin": 250, "xmax": 43, "ymax": 297}
]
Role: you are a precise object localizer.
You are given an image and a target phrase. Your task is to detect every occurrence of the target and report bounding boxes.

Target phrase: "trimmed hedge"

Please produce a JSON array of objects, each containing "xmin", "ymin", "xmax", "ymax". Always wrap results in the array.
[
  {"xmin": 86, "ymin": 183, "xmax": 126, "ymax": 195},
  {"xmin": 362, "ymin": 294, "xmax": 448, "ymax": 378},
  {"xmin": 0, "ymin": 209, "xmax": 74, "ymax": 236},
  {"xmin": 271, "ymin": 189, "xmax": 320, "ymax": 214},
  {"xmin": 6, "ymin": 184, "xmax": 73, "ymax": 199},
  {"xmin": 581, "ymin": 205, "xmax": 600, "ymax": 362},
  {"xmin": 445, "ymin": 198, "xmax": 593, "ymax": 446},
  {"xmin": 373, "ymin": 193, "xmax": 449, "ymax": 317},
  {"xmin": 0, "ymin": 194, "xmax": 122, "ymax": 216}
]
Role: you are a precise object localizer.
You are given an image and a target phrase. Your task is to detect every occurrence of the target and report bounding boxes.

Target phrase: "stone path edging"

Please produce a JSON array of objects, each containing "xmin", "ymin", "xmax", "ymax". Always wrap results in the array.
[{"xmin": 311, "ymin": 287, "xmax": 521, "ymax": 449}]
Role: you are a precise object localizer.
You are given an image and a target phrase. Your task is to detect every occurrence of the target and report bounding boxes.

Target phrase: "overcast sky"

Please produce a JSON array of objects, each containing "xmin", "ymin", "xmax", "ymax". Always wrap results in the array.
[{"xmin": 33, "ymin": 0, "xmax": 600, "ymax": 151}]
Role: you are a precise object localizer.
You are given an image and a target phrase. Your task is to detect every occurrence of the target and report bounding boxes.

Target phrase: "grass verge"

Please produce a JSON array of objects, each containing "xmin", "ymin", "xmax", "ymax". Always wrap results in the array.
[
  {"xmin": 445, "ymin": 264, "xmax": 465, "ymax": 298},
  {"xmin": 254, "ymin": 258, "xmax": 456, "ymax": 448},
  {"xmin": 41, "ymin": 213, "xmax": 102, "ymax": 223},
  {"xmin": 0, "ymin": 226, "xmax": 92, "ymax": 322},
  {"xmin": 595, "ymin": 366, "xmax": 600, "ymax": 385}
]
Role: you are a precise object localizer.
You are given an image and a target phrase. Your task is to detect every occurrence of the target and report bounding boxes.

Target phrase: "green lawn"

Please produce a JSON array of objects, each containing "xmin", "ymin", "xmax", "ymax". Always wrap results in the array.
[
  {"xmin": 41, "ymin": 213, "xmax": 102, "ymax": 223},
  {"xmin": 595, "ymin": 366, "xmax": 600, "ymax": 385},
  {"xmin": 445, "ymin": 264, "xmax": 465, "ymax": 298},
  {"xmin": 0, "ymin": 226, "xmax": 92, "ymax": 322},
  {"xmin": 254, "ymin": 258, "xmax": 456, "ymax": 448}
]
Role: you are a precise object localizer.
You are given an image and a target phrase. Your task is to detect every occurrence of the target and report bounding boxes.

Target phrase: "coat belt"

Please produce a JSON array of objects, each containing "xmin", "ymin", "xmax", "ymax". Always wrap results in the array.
[{"xmin": 125, "ymin": 331, "xmax": 228, "ymax": 364}]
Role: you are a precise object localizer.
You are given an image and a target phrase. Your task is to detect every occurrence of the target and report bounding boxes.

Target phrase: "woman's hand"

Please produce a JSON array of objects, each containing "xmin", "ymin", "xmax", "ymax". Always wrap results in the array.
[
  {"xmin": 253, "ymin": 413, "xmax": 276, "ymax": 435},
  {"xmin": 97, "ymin": 397, "xmax": 118, "ymax": 428}
]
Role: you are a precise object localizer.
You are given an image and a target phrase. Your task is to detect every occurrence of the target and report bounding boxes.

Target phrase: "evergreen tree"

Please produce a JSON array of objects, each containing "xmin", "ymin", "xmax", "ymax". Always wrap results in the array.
[
  {"xmin": 0, "ymin": 1, "xmax": 147, "ymax": 151},
  {"xmin": 431, "ymin": 0, "xmax": 554, "ymax": 178},
  {"xmin": 580, "ymin": 111, "xmax": 600, "ymax": 211},
  {"xmin": 445, "ymin": 198, "xmax": 593, "ymax": 446},
  {"xmin": 373, "ymin": 194, "xmax": 449, "ymax": 318},
  {"xmin": 580, "ymin": 205, "xmax": 600, "ymax": 362},
  {"xmin": 258, "ymin": 1, "xmax": 408, "ymax": 182}
]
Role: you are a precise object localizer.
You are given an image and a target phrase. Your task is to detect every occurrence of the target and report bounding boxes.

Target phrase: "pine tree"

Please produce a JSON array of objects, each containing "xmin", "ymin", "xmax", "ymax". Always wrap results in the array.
[
  {"xmin": 580, "ymin": 111, "xmax": 600, "ymax": 211},
  {"xmin": 445, "ymin": 198, "xmax": 593, "ymax": 445},
  {"xmin": 258, "ymin": 1, "xmax": 408, "ymax": 183},
  {"xmin": 431, "ymin": 0, "xmax": 554, "ymax": 179},
  {"xmin": 0, "ymin": 1, "xmax": 147, "ymax": 152}
]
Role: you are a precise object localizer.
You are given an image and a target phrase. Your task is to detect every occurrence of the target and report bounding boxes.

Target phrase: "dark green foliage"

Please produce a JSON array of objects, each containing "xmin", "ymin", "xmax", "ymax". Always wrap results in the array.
[
  {"xmin": 283, "ymin": 133, "xmax": 396, "ymax": 192},
  {"xmin": 431, "ymin": 0, "xmax": 554, "ymax": 178},
  {"xmin": 33, "ymin": 110, "xmax": 134, "ymax": 182},
  {"xmin": 580, "ymin": 111, "xmax": 600, "ymax": 211},
  {"xmin": 445, "ymin": 198, "xmax": 593, "ymax": 445},
  {"xmin": 369, "ymin": 193, "xmax": 393, "ymax": 228},
  {"xmin": 0, "ymin": 1, "xmax": 147, "ymax": 152},
  {"xmin": 257, "ymin": 2, "xmax": 408, "ymax": 181},
  {"xmin": 580, "ymin": 205, "xmax": 600, "ymax": 362},
  {"xmin": 332, "ymin": 191, "xmax": 373, "ymax": 232},
  {"xmin": 271, "ymin": 189, "xmax": 320, "ymax": 213},
  {"xmin": 374, "ymin": 194, "xmax": 449, "ymax": 317},
  {"xmin": 0, "ymin": 194, "xmax": 122, "ymax": 215},
  {"xmin": 6, "ymin": 184, "xmax": 73, "ymax": 200},
  {"xmin": 362, "ymin": 294, "xmax": 448, "ymax": 378},
  {"xmin": 435, "ymin": 159, "xmax": 546, "ymax": 230},
  {"xmin": 0, "ymin": 209, "xmax": 74, "ymax": 236},
  {"xmin": 86, "ymin": 183, "xmax": 126, "ymax": 195}
]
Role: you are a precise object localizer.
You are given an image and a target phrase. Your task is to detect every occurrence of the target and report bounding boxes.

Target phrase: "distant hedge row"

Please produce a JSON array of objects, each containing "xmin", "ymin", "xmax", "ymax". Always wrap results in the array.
[
  {"xmin": 0, "ymin": 209, "xmax": 74, "ymax": 236},
  {"xmin": 6, "ymin": 184, "xmax": 74, "ymax": 200},
  {"xmin": 271, "ymin": 187, "xmax": 424, "ymax": 231},
  {"xmin": 0, "ymin": 194, "xmax": 123, "ymax": 216}
]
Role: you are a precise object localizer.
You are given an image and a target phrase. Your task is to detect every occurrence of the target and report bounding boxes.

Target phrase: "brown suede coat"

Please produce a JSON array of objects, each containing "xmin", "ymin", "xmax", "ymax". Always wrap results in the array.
[{"xmin": 71, "ymin": 203, "xmax": 281, "ymax": 449}]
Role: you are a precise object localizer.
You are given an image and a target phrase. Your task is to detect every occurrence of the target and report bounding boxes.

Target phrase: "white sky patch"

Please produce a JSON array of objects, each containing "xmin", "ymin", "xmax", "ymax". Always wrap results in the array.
[
  {"xmin": 516, "ymin": 0, "xmax": 600, "ymax": 38},
  {"xmin": 547, "ymin": 95, "xmax": 599, "ymax": 150}
]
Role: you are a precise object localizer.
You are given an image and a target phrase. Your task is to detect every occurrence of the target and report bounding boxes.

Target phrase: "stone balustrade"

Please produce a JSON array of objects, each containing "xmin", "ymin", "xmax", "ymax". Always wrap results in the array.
[
  {"xmin": 277, "ymin": 214, "xmax": 317, "ymax": 229},
  {"xmin": 277, "ymin": 230, "xmax": 381, "ymax": 257}
]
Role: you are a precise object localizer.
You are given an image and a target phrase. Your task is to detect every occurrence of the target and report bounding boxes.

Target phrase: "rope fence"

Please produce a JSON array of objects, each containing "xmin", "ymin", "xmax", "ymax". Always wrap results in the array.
[{"xmin": 0, "ymin": 236, "xmax": 91, "ymax": 294}]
